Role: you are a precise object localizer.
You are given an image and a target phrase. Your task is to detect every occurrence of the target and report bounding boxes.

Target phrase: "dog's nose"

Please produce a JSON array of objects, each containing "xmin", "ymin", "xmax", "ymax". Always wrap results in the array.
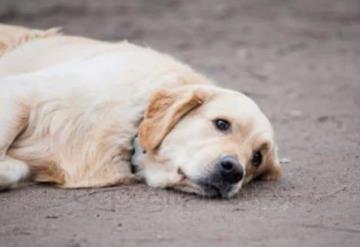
[{"xmin": 217, "ymin": 156, "xmax": 244, "ymax": 184}]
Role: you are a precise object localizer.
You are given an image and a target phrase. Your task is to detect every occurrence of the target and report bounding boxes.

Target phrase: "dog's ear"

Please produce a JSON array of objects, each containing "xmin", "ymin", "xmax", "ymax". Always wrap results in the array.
[
  {"xmin": 139, "ymin": 87, "xmax": 208, "ymax": 152},
  {"xmin": 259, "ymin": 145, "xmax": 282, "ymax": 180}
]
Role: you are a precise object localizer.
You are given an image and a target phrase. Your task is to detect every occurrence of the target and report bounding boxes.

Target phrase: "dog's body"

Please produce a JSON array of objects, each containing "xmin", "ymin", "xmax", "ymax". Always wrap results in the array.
[{"xmin": 0, "ymin": 24, "xmax": 281, "ymax": 198}]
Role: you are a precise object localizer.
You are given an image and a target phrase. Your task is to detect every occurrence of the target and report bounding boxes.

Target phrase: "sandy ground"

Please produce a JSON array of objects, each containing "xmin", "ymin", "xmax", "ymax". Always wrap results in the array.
[{"xmin": 0, "ymin": 0, "xmax": 360, "ymax": 246}]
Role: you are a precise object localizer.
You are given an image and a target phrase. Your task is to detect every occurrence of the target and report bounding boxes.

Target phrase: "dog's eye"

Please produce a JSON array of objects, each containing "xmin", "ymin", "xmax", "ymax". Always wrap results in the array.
[
  {"xmin": 213, "ymin": 118, "xmax": 231, "ymax": 131},
  {"xmin": 251, "ymin": 151, "xmax": 262, "ymax": 167}
]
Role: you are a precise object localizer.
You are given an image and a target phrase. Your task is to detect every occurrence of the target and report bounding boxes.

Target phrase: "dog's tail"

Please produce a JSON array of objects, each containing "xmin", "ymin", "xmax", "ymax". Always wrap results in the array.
[{"xmin": 0, "ymin": 24, "xmax": 62, "ymax": 58}]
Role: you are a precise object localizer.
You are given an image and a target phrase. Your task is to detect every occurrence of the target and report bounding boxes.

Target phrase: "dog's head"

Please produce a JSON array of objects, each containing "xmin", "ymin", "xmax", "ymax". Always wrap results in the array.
[{"xmin": 132, "ymin": 84, "xmax": 281, "ymax": 198}]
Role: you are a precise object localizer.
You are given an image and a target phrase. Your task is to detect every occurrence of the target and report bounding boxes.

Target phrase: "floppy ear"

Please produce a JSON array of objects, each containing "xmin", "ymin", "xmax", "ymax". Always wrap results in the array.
[
  {"xmin": 259, "ymin": 145, "xmax": 282, "ymax": 180},
  {"xmin": 139, "ymin": 87, "xmax": 208, "ymax": 152}
]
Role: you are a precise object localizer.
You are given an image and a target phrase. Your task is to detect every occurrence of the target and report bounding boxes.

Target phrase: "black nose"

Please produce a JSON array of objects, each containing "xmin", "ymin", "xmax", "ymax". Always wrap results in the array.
[{"xmin": 218, "ymin": 156, "xmax": 244, "ymax": 184}]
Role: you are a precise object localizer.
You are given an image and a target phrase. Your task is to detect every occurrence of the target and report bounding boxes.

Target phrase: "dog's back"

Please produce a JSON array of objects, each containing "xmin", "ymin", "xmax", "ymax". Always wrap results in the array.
[{"xmin": 0, "ymin": 24, "xmax": 119, "ymax": 76}]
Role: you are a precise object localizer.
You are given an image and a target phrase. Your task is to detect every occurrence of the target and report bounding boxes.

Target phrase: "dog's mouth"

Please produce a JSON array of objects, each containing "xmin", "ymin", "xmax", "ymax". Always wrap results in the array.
[
  {"xmin": 198, "ymin": 181, "xmax": 238, "ymax": 199},
  {"xmin": 177, "ymin": 168, "xmax": 237, "ymax": 198},
  {"xmin": 199, "ymin": 182, "xmax": 222, "ymax": 198}
]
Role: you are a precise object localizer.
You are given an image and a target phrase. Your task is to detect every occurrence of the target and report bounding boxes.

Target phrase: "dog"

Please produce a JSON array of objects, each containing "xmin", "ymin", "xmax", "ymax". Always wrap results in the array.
[{"xmin": 0, "ymin": 24, "xmax": 282, "ymax": 198}]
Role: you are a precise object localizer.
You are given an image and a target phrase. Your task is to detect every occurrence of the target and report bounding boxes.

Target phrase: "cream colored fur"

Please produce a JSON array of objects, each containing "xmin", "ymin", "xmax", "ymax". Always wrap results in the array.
[{"xmin": 0, "ymin": 24, "xmax": 281, "ymax": 196}]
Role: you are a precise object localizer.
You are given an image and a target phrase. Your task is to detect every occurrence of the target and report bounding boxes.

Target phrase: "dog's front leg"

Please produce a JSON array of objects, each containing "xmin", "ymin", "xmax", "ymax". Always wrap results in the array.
[
  {"xmin": 0, "ymin": 157, "xmax": 29, "ymax": 190},
  {"xmin": 0, "ymin": 95, "xmax": 30, "ymax": 190}
]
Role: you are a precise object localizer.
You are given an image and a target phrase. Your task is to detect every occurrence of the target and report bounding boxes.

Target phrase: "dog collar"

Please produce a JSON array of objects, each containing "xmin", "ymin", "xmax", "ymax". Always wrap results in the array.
[{"xmin": 130, "ymin": 134, "xmax": 146, "ymax": 174}]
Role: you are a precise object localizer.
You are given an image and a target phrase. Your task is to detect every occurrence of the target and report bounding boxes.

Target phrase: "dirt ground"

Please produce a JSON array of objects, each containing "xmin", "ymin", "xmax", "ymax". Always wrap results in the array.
[{"xmin": 1, "ymin": 0, "xmax": 360, "ymax": 246}]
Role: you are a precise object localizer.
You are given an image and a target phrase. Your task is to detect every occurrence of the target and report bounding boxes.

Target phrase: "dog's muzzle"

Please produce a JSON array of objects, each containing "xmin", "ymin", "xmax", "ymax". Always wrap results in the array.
[{"xmin": 198, "ymin": 155, "xmax": 244, "ymax": 198}]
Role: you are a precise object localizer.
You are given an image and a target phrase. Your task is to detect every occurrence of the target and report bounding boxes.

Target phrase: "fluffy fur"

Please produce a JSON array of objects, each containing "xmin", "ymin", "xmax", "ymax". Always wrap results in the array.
[{"xmin": 0, "ymin": 24, "xmax": 281, "ymax": 197}]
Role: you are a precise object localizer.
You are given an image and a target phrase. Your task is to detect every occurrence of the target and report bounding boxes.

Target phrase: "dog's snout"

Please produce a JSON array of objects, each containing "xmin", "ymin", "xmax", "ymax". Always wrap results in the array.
[{"xmin": 218, "ymin": 156, "xmax": 244, "ymax": 184}]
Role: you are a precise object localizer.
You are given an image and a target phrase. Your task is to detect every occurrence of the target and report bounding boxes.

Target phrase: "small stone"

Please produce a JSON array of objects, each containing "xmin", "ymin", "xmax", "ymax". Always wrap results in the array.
[
  {"xmin": 280, "ymin": 158, "xmax": 291, "ymax": 164},
  {"xmin": 317, "ymin": 116, "xmax": 329, "ymax": 122},
  {"xmin": 45, "ymin": 215, "xmax": 59, "ymax": 219}
]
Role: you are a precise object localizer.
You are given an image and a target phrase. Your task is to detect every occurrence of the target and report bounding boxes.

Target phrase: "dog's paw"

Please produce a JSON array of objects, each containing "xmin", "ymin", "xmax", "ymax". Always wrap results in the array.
[
  {"xmin": 0, "ymin": 174, "xmax": 14, "ymax": 191},
  {"xmin": 0, "ymin": 158, "xmax": 29, "ymax": 191}
]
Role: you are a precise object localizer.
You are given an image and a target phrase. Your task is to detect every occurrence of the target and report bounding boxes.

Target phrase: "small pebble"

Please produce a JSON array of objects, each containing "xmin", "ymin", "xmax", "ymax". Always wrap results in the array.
[
  {"xmin": 45, "ymin": 215, "xmax": 59, "ymax": 219},
  {"xmin": 280, "ymin": 158, "xmax": 291, "ymax": 164}
]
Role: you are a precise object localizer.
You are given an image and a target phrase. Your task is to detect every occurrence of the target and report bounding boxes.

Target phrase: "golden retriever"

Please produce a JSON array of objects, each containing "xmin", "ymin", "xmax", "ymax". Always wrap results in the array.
[{"xmin": 0, "ymin": 24, "xmax": 281, "ymax": 198}]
